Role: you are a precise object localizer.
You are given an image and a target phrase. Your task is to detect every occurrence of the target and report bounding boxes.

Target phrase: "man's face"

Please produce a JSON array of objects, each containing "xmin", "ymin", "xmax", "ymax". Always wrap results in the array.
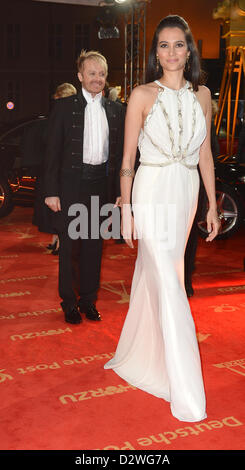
[{"xmin": 78, "ymin": 58, "xmax": 107, "ymax": 97}]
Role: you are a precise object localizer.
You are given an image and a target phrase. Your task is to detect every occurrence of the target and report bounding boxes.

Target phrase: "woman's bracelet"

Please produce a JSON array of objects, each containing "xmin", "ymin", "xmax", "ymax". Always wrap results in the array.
[{"xmin": 120, "ymin": 168, "xmax": 135, "ymax": 177}]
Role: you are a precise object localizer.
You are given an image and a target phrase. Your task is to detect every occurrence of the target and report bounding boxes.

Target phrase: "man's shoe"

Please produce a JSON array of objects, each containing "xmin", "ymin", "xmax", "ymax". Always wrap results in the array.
[
  {"xmin": 64, "ymin": 306, "xmax": 82, "ymax": 324},
  {"xmin": 79, "ymin": 302, "xmax": 101, "ymax": 321}
]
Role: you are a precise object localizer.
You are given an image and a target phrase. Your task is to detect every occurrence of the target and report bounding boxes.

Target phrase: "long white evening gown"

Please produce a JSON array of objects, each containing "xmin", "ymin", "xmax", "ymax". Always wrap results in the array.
[{"xmin": 104, "ymin": 80, "xmax": 207, "ymax": 422}]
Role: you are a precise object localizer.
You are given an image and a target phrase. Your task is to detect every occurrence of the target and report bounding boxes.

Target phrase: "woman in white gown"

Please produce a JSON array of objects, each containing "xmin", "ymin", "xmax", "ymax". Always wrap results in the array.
[{"xmin": 104, "ymin": 15, "xmax": 220, "ymax": 422}]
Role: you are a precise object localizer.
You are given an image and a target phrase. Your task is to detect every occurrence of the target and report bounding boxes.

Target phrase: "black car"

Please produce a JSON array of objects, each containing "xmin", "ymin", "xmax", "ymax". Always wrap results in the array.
[
  {"xmin": 0, "ymin": 115, "xmax": 47, "ymax": 218},
  {"xmin": 198, "ymin": 158, "xmax": 245, "ymax": 239}
]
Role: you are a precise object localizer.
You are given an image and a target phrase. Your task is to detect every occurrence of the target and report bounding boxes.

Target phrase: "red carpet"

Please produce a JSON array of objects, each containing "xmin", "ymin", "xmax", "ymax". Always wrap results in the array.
[{"xmin": 0, "ymin": 206, "xmax": 245, "ymax": 452}]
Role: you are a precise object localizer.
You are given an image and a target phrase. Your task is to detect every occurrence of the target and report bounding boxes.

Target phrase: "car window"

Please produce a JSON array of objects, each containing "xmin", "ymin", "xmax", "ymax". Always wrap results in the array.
[
  {"xmin": 0, "ymin": 119, "xmax": 48, "ymax": 170},
  {"xmin": 0, "ymin": 126, "xmax": 24, "ymax": 145},
  {"xmin": 0, "ymin": 121, "xmax": 40, "ymax": 146}
]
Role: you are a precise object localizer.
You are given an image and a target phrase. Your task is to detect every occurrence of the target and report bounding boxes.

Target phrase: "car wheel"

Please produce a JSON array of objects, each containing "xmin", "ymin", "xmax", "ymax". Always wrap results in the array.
[
  {"xmin": 0, "ymin": 178, "xmax": 14, "ymax": 218},
  {"xmin": 198, "ymin": 181, "xmax": 243, "ymax": 240}
]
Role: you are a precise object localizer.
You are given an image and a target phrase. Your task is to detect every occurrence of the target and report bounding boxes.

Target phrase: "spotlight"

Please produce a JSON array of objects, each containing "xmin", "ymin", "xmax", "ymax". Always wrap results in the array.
[
  {"xmin": 98, "ymin": 25, "xmax": 120, "ymax": 39},
  {"xmin": 97, "ymin": 5, "xmax": 120, "ymax": 39},
  {"xmin": 115, "ymin": 0, "xmax": 129, "ymax": 4}
]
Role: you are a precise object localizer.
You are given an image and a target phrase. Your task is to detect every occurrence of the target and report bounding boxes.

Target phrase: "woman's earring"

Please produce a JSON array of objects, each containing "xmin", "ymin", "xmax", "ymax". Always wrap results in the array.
[
  {"xmin": 185, "ymin": 55, "xmax": 190, "ymax": 71},
  {"xmin": 156, "ymin": 56, "xmax": 160, "ymax": 72}
]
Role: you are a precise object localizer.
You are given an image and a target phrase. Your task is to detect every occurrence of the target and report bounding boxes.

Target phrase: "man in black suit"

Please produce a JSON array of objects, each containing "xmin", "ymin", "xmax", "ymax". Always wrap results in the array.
[{"xmin": 44, "ymin": 50, "xmax": 125, "ymax": 324}]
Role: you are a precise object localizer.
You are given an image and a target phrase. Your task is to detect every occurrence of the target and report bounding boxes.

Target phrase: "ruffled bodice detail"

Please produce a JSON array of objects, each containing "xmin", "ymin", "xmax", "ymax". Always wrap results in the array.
[{"xmin": 138, "ymin": 80, "xmax": 207, "ymax": 167}]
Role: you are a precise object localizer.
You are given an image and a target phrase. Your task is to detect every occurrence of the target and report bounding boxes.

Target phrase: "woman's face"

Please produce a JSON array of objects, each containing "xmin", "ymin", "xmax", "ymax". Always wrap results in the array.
[{"xmin": 156, "ymin": 27, "xmax": 190, "ymax": 73}]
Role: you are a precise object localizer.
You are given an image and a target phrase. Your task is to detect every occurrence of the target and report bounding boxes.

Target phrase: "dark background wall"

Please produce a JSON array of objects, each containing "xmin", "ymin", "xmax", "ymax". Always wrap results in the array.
[{"xmin": 0, "ymin": 0, "xmax": 224, "ymax": 123}]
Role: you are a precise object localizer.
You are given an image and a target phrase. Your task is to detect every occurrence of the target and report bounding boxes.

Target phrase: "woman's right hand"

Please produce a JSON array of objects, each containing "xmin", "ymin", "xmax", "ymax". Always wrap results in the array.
[
  {"xmin": 45, "ymin": 196, "xmax": 61, "ymax": 212},
  {"xmin": 121, "ymin": 204, "xmax": 135, "ymax": 248}
]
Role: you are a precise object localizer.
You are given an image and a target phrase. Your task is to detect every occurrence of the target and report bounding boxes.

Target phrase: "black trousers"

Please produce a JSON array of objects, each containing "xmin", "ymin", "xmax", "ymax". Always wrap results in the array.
[
  {"xmin": 184, "ymin": 180, "xmax": 206, "ymax": 287},
  {"xmin": 184, "ymin": 213, "xmax": 199, "ymax": 288},
  {"xmin": 57, "ymin": 177, "xmax": 107, "ymax": 313}
]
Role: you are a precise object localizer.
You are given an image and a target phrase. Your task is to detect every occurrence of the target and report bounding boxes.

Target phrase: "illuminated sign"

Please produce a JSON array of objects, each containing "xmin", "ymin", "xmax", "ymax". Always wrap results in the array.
[{"xmin": 6, "ymin": 101, "xmax": 15, "ymax": 110}]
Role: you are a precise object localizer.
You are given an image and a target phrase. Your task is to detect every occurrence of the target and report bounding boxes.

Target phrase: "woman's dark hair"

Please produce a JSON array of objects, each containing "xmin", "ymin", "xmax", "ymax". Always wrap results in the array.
[{"xmin": 145, "ymin": 15, "xmax": 205, "ymax": 91}]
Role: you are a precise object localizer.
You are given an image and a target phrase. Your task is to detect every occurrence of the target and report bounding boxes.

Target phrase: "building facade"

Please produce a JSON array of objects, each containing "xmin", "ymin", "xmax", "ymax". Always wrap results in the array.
[{"xmin": 1, "ymin": 0, "xmax": 221, "ymax": 123}]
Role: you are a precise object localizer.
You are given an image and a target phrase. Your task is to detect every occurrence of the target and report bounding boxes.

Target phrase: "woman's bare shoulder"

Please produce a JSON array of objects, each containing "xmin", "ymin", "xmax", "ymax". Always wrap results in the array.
[
  {"xmin": 196, "ymin": 85, "xmax": 211, "ymax": 99},
  {"xmin": 129, "ymin": 82, "xmax": 158, "ymax": 100},
  {"xmin": 194, "ymin": 85, "xmax": 211, "ymax": 116}
]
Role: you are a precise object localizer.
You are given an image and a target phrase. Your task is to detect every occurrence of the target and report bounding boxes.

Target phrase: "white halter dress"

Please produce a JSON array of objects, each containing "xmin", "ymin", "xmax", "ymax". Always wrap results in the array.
[{"xmin": 104, "ymin": 80, "xmax": 207, "ymax": 422}]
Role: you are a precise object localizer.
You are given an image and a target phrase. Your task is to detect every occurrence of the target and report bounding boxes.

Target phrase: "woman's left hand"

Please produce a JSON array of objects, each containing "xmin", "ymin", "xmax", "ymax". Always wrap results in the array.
[{"xmin": 206, "ymin": 208, "xmax": 221, "ymax": 242}]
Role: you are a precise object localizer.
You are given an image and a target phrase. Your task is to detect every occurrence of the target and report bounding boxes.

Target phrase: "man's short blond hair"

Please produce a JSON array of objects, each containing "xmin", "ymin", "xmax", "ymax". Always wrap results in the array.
[{"xmin": 77, "ymin": 49, "xmax": 108, "ymax": 76}]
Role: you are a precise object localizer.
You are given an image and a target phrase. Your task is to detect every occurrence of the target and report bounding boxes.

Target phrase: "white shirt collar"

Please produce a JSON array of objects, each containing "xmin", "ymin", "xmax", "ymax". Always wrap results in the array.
[{"xmin": 82, "ymin": 87, "xmax": 102, "ymax": 104}]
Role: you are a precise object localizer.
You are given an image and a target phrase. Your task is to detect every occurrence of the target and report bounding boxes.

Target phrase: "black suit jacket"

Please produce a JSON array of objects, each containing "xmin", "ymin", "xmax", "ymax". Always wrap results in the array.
[{"xmin": 44, "ymin": 90, "xmax": 125, "ymax": 206}]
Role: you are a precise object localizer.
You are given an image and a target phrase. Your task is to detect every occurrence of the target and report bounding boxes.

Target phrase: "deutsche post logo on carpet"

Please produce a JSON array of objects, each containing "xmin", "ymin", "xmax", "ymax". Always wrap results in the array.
[
  {"xmin": 0, "ymin": 307, "xmax": 62, "ymax": 321},
  {"xmin": 10, "ymin": 327, "xmax": 72, "ymax": 341},
  {"xmin": 218, "ymin": 285, "xmax": 245, "ymax": 293},
  {"xmin": 209, "ymin": 302, "xmax": 245, "ymax": 313},
  {"xmin": 94, "ymin": 416, "xmax": 244, "ymax": 450},
  {"xmin": 0, "ymin": 353, "xmax": 115, "ymax": 381},
  {"xmin": 59, "ymin": 383, "xmax": 137, "ymax": 405},
  {"xmin": 0, "ymin": 291, "xmax": 31, "ymax": 299},
  {"xmin": 213, "ymin": 358, "xmax": 245, "ymax": 376},
  {"xmin": 101, "ymin": 280, "xmax": 130, "ymax": 304},
  {"xmin": 0, "ymin": 275, "xmax": 48, "ymax": 285}
]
